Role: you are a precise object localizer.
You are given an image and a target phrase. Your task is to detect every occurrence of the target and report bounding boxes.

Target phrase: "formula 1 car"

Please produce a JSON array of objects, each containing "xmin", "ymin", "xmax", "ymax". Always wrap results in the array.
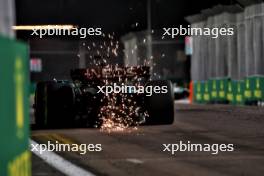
[{"xmin": 34, "ymin": 65, "xmax": 174, "ymax": 128}]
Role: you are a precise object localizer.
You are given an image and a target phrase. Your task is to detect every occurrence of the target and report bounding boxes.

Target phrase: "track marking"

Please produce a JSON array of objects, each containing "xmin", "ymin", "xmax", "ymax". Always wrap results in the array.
[
  {"xmin": 174, "ymin": 99, "xmax": 189, "ymax": 104},
  {"xmin": 126, "ymin": 158, "xmax": 144, "ymax": 164},
  {"xmin": 30, "ymin": 139, "xmax": 95, "ymax": 176},
  {"xmin": 50, "ymin": 133, "xmax": 76, "ymax": 145},
  {"xmin": 31, "ymin": 133, "xmax": 77, "ymax": 145}
]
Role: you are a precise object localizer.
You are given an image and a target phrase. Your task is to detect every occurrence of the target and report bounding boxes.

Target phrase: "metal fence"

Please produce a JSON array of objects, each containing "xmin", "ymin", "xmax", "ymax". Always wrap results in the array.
[
  {"xmin": 207, "ymin": 16, "xmax": 217, "ymax": 79},
  {"xmin": 189, "ymin": 3, "xmax": 264, "ymax": 81},
  {"xmin": 236, "ymin": 12, "xmax": 246, "ymax": 79}
]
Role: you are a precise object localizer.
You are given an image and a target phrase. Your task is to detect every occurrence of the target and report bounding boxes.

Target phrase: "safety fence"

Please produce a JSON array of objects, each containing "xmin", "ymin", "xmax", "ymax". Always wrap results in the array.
[{"xmin": 188, "ymin": 3, "xmax": 264, "ymax": 105}]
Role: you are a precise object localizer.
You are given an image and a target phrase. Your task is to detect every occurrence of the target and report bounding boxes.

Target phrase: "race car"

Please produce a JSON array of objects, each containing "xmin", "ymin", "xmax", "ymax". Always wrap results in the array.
[{"xmin": 34, "ymin": 65, "xmax": 174, "ymax": 128}]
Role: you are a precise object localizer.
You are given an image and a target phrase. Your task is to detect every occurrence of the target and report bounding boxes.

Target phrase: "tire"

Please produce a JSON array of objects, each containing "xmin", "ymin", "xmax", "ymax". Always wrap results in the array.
[
  {"xmin": 145, "ymin": 80, "xmax": 174, "ymax": 125},
  {"xmin": 34, "ymin": 81, "xmax": 75, "ymax": 128}
]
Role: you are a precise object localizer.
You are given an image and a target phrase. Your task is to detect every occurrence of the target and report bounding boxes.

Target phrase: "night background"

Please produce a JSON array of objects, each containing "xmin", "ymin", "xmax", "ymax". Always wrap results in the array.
[
  {"xmin": 14, "ymin": 0, "xmax": 252, "ymax": 84},
  {"xmin": 1, "ymin": 0, "xmax": 264, "ymax": 176}
]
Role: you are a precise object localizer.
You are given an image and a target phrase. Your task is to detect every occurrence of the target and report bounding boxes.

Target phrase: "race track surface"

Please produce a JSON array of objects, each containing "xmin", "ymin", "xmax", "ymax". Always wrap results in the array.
[{"xmin": 32, "ymin": 103, "xmax": 264, "ymax": 176}]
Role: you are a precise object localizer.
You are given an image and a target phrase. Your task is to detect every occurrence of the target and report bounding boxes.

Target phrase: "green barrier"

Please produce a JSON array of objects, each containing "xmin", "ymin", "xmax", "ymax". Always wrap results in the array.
[
  {"xmin": 244, "ymin": 77, "xmax": 256, "ymax": 104},
  {"xmin": 227, "ymin": 80, "xmax": 235, "ymax": 104},
  {"xmin": 193, "ymin": 81, "xmax": 204, "ymax": 103},
  {"xmin": 209, "ymin": 79, "xmax": 217, "ymax": 103},
  {"xmin": 0, "ymin": 36, "xmax": 31, "ymax": 176},
  {"xmin": 226, "ymin": 80, "xmax": 245, "ymax": 105},
  {"xmin": 217, "ymin": 78, "xmax": 229, "ymax": 103},
  {"xmin": 244, "ymin": 76, "xmax": 264, "ymax": 104},
  {"xmin": 235, "ymin": 80, "xmax": 245, "ymax": 105},
  {"xmin": 203, "ymin": 81, "xmax": 210, "ymax": 103},
  {"xmin": 211, "ymin": 78, "xmax": 229, "ymax": 103},
  {"xmin": 193, "ymin": 77, "xmax": 263, "ymax": 106},
  {"xmin": 203, "ymin": 78, "xmax": 229, "ymax": 103},
  {"xmin": 251, "ymin": 76, "xmax": 264, "ymax": 101},
  {"xmin": 193, "ymin": 81, "xmax": 210, "ymax": 104}
]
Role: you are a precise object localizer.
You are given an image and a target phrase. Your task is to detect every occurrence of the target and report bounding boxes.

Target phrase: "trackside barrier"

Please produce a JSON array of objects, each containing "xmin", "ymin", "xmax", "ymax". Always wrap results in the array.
[
  {"xmin": 208, "ymin": 79, "xmax": 217, "ymax": 103},
  {"xmin": 189, "ymin": 3, "xmax": 264, "ymax": 106},
  {"xmin": 192, "ymin": 77, "xmax": 264, "ymax": 105},
  {"xmin": 244, "ymin": 77, "xmax": 255, "ymax": 104},
  {"xmin": 245, "ymin": 76, "xmax": 264, "ymax": 104},
  {"xmin": 252, "ymin": 76, "xmax": 264, "ymax": 102},
  {"xmin": 235, "ymin": 80, "xmax": 245, "ymax": 105},
  {"xmin": 0, "ymin": 36, "xmax": 31, "ymax": 176},
  {"xmin": 193, "ymin": 81, "xmax": 204, "ymax": 104},
  {"xmin": 226, "ymin": 80, "xmax": 244, "ymax": 105},
  {"xmin": 219, "ymin": 78, "xmax": 229, "ymax": 103},
  {"xmin": 203, "ymin": 81, "xmax": 210, "ymax": 103}
]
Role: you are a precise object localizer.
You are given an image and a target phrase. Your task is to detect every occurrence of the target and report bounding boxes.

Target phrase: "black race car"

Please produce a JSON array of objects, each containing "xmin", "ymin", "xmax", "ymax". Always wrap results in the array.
[{"xmin": 34, "ymin": 65, "xmax": 174, "ymax": 128}]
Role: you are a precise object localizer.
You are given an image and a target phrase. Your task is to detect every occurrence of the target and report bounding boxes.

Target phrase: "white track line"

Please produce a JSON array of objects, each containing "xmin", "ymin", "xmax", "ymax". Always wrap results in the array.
[
  {"xmin": 30, "ymin": 139, "xmax": 95, "ymax": 176},
  {"xmin": 126, "ymin": 158, "xmax": 144, "ymax": 164},
  {"xmin": 174, "ymin": 99, "xmax": 190, "ymax": 104}
]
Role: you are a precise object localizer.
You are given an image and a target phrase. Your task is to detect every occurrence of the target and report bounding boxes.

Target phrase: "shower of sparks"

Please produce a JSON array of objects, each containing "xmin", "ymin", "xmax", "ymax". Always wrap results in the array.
[
  {"xmin": 76, "ymin": 31, "xmax": 163, "ymax": 132},
  {"xmin": 98, "ymin": 82, "xmax": 150, "ymax": 132}
]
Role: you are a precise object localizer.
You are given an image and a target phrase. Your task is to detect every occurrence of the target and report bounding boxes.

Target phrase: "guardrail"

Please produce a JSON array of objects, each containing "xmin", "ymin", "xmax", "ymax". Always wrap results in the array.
[{"xmin": 192, "ymin": 76, "xmax": 264, "ymax": 105}]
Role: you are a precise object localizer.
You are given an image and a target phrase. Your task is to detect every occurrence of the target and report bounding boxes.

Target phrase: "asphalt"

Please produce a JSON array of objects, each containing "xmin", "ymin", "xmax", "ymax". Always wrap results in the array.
[
  {"xmin": 32, "ymin": 153, "xmax": 65, "ymax": 176},
  {"xmin": 31, "ymin": 103, "xmax": 264, "ymax": 176}
]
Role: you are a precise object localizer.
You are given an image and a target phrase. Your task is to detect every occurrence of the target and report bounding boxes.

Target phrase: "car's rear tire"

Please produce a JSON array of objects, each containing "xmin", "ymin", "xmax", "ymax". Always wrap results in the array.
[
  {"xmin": 145, "ymin": 80, "xmax": 174, "ymax": 125},
  {"xmin": 34, "ymin": 81, "xmax": 75, "ymax": 128}
]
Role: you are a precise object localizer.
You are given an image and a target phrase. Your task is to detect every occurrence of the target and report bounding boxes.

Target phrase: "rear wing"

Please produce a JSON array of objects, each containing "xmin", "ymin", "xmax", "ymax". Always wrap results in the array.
[{"xmin": 71, "ymin": 66, "xmax": 150, "ymax": 82}]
